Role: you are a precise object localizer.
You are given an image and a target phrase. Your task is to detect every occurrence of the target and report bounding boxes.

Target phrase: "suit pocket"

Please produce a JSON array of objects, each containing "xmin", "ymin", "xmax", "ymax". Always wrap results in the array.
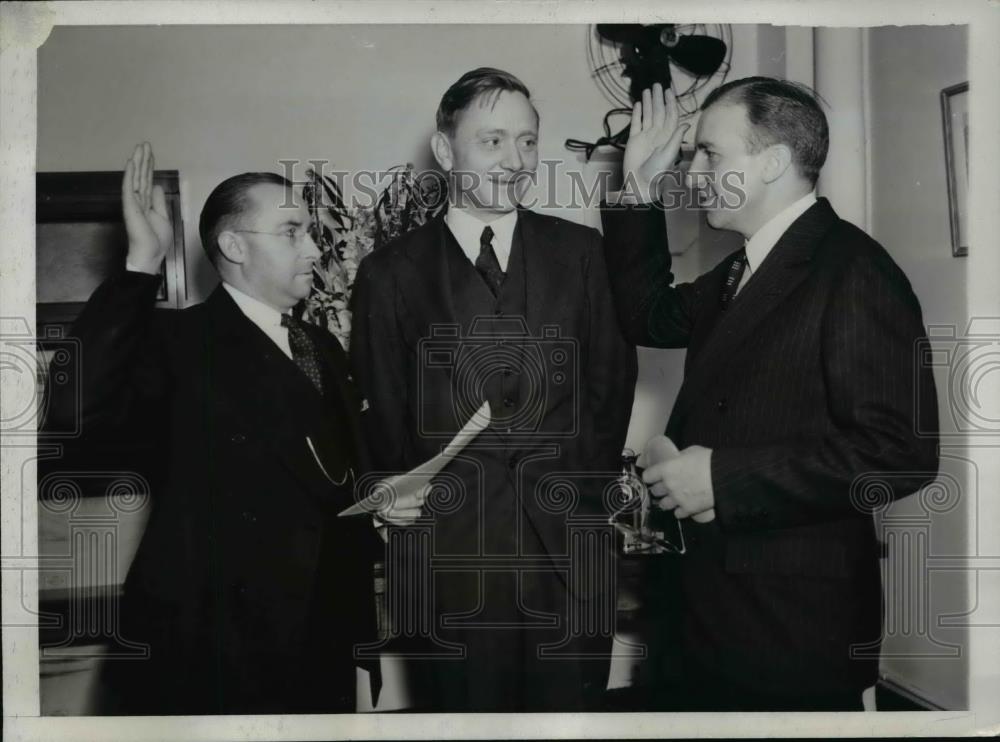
[{"xmin": 724, "ymin": 536, "xmax": 853, "ymax": 580}]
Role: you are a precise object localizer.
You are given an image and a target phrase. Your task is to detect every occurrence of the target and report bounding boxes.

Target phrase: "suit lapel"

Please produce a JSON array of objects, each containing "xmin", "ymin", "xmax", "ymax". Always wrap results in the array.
[
  {"xmin": 671, "ymin": 199, "xmax": 838, "ymax": 424},
  {"xmin": 206, "ymin": 286, "xmax": 297, "ymax": 405},
  {"xmin": 305, "ymin": 322, "xmax": 371, "ymax": 474},
  {"xmin": 519, "ymin": 209, "xmax": 573, "ymax": 340},
  {"xmin": 399, "ymin": 214, "xmax": 460, "ymax": 331}
]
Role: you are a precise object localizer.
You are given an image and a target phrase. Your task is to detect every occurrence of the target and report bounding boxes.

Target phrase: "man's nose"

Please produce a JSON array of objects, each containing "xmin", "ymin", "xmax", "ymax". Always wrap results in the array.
[
  {"xmin": 501, "ymin": 141, "xmax": 523, "ymax": 172},
  {"xmin": 686, "ymin": 153, "xmax": 706, "ymax": 191},
  {"xmin": 301, "ymin": 230, "xmax": 321, "ymax": 260}
]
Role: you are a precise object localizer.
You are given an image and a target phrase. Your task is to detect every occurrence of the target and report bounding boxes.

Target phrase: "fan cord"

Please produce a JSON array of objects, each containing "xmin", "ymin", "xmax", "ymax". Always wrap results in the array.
[{"xmin": 564, "ymin": 107, "xmax": 633, "ymax": 161}]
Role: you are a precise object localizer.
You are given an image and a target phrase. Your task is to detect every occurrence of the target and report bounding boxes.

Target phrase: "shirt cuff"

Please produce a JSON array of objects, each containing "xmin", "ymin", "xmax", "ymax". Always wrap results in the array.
[{"xmin": 125, "ymin": 260, "xmax": 159, "ymax": 276}]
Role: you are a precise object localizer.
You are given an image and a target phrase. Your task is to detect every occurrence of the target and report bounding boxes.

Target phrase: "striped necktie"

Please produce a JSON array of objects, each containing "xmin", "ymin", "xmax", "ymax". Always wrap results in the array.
[{"xmin": 720, "ymin": 249, "xmax": 748, "ymax": 310}]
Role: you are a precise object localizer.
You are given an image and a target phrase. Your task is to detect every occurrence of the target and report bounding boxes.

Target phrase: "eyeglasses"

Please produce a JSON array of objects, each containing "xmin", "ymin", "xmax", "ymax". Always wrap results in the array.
[{"xmin": 231, "ymin": 225, "xmax": 314, "ymax": 247}]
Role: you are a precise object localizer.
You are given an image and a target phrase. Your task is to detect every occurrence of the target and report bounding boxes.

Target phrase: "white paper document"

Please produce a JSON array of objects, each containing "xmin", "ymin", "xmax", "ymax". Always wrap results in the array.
[{"xmin": 337, "ymin": 401, "xmax": 492, "ymax": 517}]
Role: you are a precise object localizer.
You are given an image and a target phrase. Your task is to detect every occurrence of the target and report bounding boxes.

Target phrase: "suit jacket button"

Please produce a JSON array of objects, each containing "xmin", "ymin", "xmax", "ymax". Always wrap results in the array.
[
  {"xmin": 717, "ymin": 398, "xmax": 727, "ymax": 411},
  {"xmin": 231, "ymin": 433, "xmax": 247, "ymax": 443},
  {"xmin": 503, "ymin": 397, "xmax": 515, "ymax": 408}
]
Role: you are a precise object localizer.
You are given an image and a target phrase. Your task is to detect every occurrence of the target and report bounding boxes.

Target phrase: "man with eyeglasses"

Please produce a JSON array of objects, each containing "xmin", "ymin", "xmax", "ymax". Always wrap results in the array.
[{"xmin": 58, "ymin": 143, "xmax": 417, "ymax": 714}]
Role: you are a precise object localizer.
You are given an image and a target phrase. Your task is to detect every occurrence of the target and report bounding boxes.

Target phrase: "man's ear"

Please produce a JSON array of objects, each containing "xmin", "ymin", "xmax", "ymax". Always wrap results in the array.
[
  {"xmin": 762, "ymin": 143, "xmax": 794, "ymax": 184},
  {"xmin": 431, "ymin": 131, "xmax": 454, "ymax": 172},
  {"xmin": 216, "ymin": 231, "xmax": 246, "ymax": 265}
]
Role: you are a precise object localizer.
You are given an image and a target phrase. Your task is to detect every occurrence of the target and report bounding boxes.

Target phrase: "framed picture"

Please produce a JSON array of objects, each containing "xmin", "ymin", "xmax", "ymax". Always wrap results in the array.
[
  {"xmin": 36, "ymin": 170, "xmax": 187, "ymax": 328},
  {"xmin": 940, "ymin": 82, "xmax": 969, "ymax": 257}
]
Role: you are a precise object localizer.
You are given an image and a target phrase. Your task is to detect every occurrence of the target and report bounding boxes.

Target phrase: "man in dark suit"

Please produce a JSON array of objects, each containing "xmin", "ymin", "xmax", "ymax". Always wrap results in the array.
[
  {"xmin": 601, "ymin": 78, "xmax": 940, "ymax": 711},
  {"xmin": 61, "ymin": 143, "xmax": 406, "ymax": 714},
  {"xmin": 350, "ymin": 68, "xmax": 637, "ymax": 711}
]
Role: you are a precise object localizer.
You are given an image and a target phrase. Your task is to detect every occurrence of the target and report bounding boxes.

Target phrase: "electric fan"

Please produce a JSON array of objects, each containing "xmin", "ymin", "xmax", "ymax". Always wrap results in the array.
[{"xmin": 566, "ymin": 24, "xmax": 732, "ymax": 159}]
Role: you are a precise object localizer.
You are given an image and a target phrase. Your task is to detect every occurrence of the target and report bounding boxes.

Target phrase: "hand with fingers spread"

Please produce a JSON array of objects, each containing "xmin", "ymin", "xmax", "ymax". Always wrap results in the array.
[
  {"xmin": 622, "ymin": 83, "xmax": 690, "ymax": 204},
  {"xmin": 122, "ymin": 142, "xmax": 173, "ymax": 274}
]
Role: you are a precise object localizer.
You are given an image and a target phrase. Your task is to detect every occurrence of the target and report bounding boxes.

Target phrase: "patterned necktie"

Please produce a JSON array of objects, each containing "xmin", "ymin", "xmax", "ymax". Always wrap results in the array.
[
  {"xmin": 475, "ymin": 225, "xmax": 505, "ymax": 297},
  {"xmin": 720, "ymin": 249, "xmax": 748, "ymax": 310},
  {"xmin": 281, "ymin": 314, "xmax": 325, "ymax": 395}
]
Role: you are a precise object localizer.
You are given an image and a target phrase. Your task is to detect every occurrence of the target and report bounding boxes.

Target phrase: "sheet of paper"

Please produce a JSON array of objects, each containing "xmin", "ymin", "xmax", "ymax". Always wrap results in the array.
[{"xmin": 337, "ymin": 400, "xmax": 492, "ymax": 517}]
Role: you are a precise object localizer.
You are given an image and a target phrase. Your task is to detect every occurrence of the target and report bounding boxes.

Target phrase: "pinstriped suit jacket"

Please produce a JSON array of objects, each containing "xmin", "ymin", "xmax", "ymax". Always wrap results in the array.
[{"xmin": 602, "ymin": 197, "xmax": 940, "ymax": 696}]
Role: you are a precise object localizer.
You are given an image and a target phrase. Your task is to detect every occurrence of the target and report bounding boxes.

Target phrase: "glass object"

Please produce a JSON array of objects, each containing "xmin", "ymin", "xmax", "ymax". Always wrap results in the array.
[{"xmin": 609, "ymin": 448, "xmax": 686, "ymax": 555}]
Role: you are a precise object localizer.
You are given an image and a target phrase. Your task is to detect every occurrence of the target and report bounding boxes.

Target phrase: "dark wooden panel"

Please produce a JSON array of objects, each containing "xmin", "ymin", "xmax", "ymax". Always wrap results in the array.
[{"xmin": 36, "ymin": 170, "xmax": 186, "ymax": 328}]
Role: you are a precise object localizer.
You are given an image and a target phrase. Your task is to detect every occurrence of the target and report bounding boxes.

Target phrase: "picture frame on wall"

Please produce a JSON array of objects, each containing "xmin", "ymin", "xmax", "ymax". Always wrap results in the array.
[
  {"xmin": 940, "ymin": 81, "xmax": 969, "ymax": 257},
  {"xmin": 36, "ymin": 170, "xmax": 187, "ymax": 329}
]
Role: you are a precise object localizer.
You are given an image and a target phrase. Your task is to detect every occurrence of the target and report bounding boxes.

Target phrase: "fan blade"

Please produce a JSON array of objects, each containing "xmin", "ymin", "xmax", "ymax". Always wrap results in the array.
[
  {"xmin": 667, "ymin": 35, "xmax": 727, "ymax": 77},
  {"xmin": 622, "ymin": 46, "xmax": 674, "ymax": 101},
  {"xmin": 596, "ymin": 24, "xmax": 647, "ymax": 46}
]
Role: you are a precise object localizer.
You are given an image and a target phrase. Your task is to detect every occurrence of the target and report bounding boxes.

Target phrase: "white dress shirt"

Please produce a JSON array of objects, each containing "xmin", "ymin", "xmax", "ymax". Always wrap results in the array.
[
  {"xmin": 221, "ymin": 283, "xmax": 294, "ymax": 360},
  {"xmin": 444, "ymin": 207, "xmax": 519, "ymax": 272},
  {"xmin": 738, "ymin": 190, "xmax": 817, "ymax": 293}
]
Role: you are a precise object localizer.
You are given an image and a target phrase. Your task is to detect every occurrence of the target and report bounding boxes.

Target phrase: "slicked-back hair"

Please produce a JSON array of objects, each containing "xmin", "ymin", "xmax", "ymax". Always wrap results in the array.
[
  {"xmin": 198, "ymin": 172, "xmax": 294, "ymax": 265},
  {"xmin": 435, "ymin": 67, "xmax": 536, "ymax": 137},
  {"xmin": 702, "ymin": 76, "xmax": 829, "ymax": 186}
]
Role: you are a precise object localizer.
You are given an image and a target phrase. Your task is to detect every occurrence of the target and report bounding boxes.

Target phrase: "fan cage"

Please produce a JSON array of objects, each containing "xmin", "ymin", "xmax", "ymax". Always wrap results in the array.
[{"xmin": 587, "ymin": 23, "xmax": 733, "ymax": 119}]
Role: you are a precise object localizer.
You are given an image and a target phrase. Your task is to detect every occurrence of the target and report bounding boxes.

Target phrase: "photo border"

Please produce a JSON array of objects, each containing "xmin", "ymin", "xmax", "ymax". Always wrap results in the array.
[{"xmin": 3, "ymin": 0, "xmax": 999, "ymax": 739}]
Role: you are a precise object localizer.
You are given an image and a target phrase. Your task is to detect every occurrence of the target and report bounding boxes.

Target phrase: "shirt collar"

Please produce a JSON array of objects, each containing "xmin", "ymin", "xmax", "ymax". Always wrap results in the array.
[
  {"xmin": 744, "ymin": 191, "xmax": 817, "ymax": 274},
  {"xmin": 222, "ymin": 282, "xmax": 288, "ymax": 330},
  {"xmin": 445, "ymin": 207, "xmax": 519, "ymax": 267}
]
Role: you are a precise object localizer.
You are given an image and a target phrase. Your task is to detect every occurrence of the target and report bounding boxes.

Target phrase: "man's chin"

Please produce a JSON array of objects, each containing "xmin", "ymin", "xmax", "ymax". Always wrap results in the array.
[
  {"xmin": 705, "ymin": 209, "xmax": 729, "ymax": 230},
  {"xmin": 291, "ymin": 276, "xmax": 314, "ymax": 297}
]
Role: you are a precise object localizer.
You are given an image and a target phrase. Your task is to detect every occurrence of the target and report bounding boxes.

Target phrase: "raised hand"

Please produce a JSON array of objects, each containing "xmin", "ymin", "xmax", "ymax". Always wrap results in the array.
[
  {"xmin": 122, "ymin": 142, "xmax": 173, "ymax": 274},
  {"xmin": 622, "ymin": 83, "xmax": 689, "ymax": 204}
]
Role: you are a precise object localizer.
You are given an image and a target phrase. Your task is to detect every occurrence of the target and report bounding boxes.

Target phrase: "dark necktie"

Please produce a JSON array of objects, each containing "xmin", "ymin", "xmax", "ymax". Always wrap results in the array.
[
  {"xmin": 281, "ymin": 314, "xmax": 325, "ymax": 395},
  {"xmin": 720, "ymin": 249, "xmax": 748, "ymax": 310},
  {"xmin": 475, "ymin": 225, "xmax": 505, "ymax": 296}
]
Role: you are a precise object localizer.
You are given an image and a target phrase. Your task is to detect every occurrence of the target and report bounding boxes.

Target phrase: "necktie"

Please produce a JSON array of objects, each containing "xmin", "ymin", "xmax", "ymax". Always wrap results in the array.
[
  {"xmin": 281, "ymin": 314, "xmax": 325, "ymax": 395},
  {"xmin": 720, "ymin": 249, "xmax": 748, "ymax": 310},
  {"xmin": 475, "ymin": 225, "xmax": 505, "ymax": 296}
]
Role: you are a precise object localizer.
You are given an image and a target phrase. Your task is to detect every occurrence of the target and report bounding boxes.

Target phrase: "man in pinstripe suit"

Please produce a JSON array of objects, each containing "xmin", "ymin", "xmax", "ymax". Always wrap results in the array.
[{"xmin": 601, "ymin": 78, "xmax": 940, "ymax": 710}]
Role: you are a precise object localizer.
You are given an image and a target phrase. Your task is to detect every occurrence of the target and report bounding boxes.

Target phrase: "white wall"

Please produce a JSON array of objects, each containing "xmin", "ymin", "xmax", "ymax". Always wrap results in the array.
[{"xmin": 867, "ymin": 24, "xmax": 969, "ymax": 710}]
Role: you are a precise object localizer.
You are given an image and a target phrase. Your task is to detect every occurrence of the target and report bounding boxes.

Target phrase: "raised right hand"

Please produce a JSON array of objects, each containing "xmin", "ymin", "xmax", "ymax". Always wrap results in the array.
[
  {"xmin": 622, "ymin": 83, "xmax": 689, "ymax": 204},
  {"xmin": 122, "ymin": 142, "xmax": 173, "ymax": 274}
]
